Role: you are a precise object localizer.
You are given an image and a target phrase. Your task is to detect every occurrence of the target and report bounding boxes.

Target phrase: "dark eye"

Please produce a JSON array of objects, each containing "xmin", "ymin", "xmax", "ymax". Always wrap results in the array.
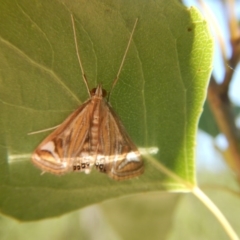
[
  {"xmin": 102, "ymin": 89, "xmax": 107, "ymax": 97},
  {"xmin": 90, "ymin": 88, "xmax": 97, "ymax": 96}
]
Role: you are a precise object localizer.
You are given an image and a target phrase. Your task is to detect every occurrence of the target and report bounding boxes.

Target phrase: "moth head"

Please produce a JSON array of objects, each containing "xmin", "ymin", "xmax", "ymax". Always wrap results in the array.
[{"xmin": 90, "ymin": 85, "xmax": 107, "ymax": 98}]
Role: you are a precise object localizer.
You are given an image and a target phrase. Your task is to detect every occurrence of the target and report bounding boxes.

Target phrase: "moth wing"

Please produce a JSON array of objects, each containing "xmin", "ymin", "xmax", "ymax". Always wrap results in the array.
[
  {"xmin": 96, "ymin": 101, "xmax": 144, "ymax": 180},
  {"xmin": 32, "ymin": 100, "xmax": 93, "ymax": 174}
]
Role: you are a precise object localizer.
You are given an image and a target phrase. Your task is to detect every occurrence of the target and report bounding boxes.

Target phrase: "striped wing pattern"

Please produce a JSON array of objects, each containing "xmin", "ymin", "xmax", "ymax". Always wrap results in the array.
[{"xmin": 32, "ymin": 85, "xmax": 144, "ymax": 180}]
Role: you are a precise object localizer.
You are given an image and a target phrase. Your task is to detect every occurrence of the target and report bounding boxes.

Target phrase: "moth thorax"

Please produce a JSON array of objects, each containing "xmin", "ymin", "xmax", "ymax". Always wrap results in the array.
[{"xmin": 89, "ymin": 100, "xmax": 101, "ymax": 152}]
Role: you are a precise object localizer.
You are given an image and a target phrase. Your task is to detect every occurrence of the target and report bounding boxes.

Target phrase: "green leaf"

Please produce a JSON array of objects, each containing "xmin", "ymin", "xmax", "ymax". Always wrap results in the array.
[
  {"xmin": 0, "ymin": 171, "xmax": 239, "ymax": 239},
  {"xmin": 0, "ymin": 193, "xmax": 180, "ymax": 240},
  {"xmin": 170, "ymin": 171, "xmax": 240, "ymax": 240},
  {"xmin": 199, "ymin": 100, "xmax": 240, "ymax": 137},
  {"xmin": 0, "ymin": 0, "xmax": 213, "ymax": 220},
  {"xmin": 199, "ymin": 101, "xmax": 220, "ymax": 137}
]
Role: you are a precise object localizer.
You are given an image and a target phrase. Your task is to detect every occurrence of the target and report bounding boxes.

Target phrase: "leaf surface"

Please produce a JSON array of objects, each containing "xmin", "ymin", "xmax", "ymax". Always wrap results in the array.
[{"xmin": 0, "ymin": 0, "xmax": 213, "ymax": 220}]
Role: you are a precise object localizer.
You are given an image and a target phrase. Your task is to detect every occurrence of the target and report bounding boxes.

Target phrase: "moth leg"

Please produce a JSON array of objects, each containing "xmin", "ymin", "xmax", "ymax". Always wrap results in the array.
[{"xmin": 28, "ymin": 125, "xmax": 60, "ymax": 135}]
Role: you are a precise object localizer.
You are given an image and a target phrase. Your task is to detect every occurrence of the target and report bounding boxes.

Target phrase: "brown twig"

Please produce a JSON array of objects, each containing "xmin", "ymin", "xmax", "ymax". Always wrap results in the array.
[
  {"xmin": 208, "ymin": 76, "xmax": 240, "ymax": 179},
  {"xmin": 207, "ymin": 0, "xmax": 240, "ymax": 181}
]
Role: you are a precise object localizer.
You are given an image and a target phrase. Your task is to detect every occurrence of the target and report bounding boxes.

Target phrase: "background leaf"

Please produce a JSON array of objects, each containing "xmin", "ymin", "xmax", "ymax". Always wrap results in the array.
[
  {"xmin": 199, "ymin": 101, "xmax": 240, "ymax": 137},
  {"xmin": 0, "ymin": 0, "xmax": 213, "ymax": 220}
]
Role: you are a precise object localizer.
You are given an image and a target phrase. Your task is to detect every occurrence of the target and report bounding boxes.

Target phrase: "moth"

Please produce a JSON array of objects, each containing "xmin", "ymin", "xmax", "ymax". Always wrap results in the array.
[{"xmin": 31, "ymin": 14, "xmax": 144, "ymax": 180}]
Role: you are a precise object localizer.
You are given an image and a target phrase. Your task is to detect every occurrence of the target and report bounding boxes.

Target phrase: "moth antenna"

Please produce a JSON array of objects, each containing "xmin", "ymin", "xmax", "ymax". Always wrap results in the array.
[
  {"xmin": 108, "ymin": 18, "xmax": 138, "ymax": 101},
  {"xmin": 71, "ymin": 14, "xmax": 91, "ymax": 97}
]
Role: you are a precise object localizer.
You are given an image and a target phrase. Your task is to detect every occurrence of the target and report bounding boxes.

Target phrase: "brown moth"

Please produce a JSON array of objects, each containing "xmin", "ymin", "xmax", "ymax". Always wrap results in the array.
[{"xmin": 31, "ymin": 14, "xmax": 144, "ymax": 180}]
